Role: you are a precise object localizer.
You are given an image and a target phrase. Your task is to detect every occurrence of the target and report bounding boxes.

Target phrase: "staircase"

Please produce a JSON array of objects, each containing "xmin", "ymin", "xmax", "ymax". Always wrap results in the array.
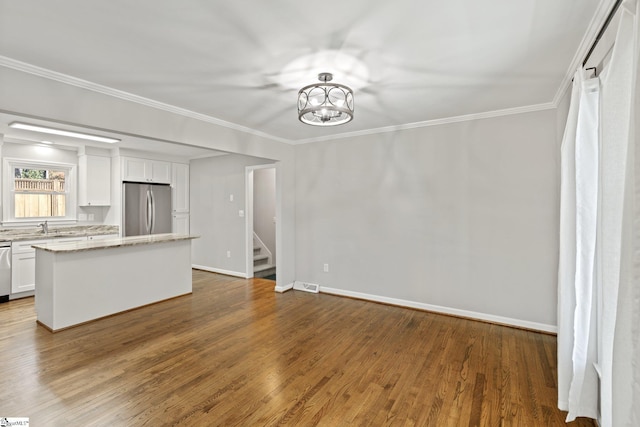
[{"xmin": 253, "ymin": 240, "xmax": 275, "ymax": 279}]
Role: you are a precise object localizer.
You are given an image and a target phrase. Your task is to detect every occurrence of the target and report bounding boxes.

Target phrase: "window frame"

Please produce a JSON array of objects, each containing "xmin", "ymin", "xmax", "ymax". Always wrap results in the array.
[{"xmin": 2, "ymin": 157, "xmax": 77, "ymax": 226}]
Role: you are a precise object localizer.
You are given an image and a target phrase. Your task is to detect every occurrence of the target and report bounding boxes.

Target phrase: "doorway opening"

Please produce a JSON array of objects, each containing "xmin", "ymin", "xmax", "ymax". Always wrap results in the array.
[{"xmin": 245, "ymin": 164, "xmax": 277, "ymax": 281}]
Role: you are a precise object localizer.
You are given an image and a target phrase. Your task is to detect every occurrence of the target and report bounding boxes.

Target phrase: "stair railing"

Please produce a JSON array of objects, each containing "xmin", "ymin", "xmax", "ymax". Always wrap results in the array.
[{"xmin": 253, "ymin": 232, "xmax": 273, "ymax": 265}]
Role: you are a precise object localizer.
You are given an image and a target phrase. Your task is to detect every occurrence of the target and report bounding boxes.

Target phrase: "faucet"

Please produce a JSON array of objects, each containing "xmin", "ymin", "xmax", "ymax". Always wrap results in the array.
[{"xmin": 38, "ymin": 220, "xmax": 49, "ymax": 234}]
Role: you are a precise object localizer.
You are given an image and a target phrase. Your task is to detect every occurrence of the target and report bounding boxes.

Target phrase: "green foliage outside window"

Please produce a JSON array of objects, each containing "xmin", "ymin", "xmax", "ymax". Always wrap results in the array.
[{"xmin": 15, "ymin": 168, "xmax": 47, "ymax": 180}]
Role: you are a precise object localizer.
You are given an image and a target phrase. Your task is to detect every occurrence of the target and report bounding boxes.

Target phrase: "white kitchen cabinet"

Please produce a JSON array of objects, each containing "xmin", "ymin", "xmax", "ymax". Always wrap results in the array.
[
  {"xmin": 172, "ymin": 213, "xmax": 190, "ymax": 234},
  {"xmin": 122, "ymin": 157, "xmax": 171, "ymax": 184},
  {"xmin": 12, "ymin": 251, "xmax": 36, "ymax": 293},
  {"xmin": 79, "ymin": 154, "xmax": 111, "ymax": 206},
  {"xmin": 150, "ymin": 161, "xmax": 171, "ymax": 183},
  {"xmin": 11, "ymin": 237, "xmax": 85, "ymax": 293},
  {"xmin": 172, "ymin": 163, "xmax": 189, "ymax": 213},
  {"xmin": 122, "ymin": 157, "xmax": 146, "ymax": 182}
]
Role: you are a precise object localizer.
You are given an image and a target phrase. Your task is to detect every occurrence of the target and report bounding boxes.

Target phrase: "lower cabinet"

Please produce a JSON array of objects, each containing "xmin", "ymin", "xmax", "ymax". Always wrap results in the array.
[
  {"xmin": 11, "ymin": 241, "xmax": 41, "ymax": 293},
  {"xmin": 172, "ymin": 213, "xmax": 190, "ymax": 234}
]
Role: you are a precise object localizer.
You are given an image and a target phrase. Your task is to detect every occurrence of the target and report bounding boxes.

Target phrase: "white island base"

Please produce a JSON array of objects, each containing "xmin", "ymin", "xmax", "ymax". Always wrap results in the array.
[{"xmin": 34, "ymin": 234, "xmax": 196, "ymax": 332}]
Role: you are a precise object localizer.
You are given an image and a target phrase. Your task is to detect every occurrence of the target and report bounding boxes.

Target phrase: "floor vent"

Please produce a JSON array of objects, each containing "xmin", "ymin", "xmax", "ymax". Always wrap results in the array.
[{"xmin": 293, "ymin": 281, "xmax": 319, "ymax": 293}]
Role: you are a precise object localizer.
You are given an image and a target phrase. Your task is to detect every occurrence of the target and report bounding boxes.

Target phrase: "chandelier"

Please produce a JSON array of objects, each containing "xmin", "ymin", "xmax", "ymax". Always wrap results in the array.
[{"xmin": 297, "ymin": 72, "xmax": 354, "ymax": 126}]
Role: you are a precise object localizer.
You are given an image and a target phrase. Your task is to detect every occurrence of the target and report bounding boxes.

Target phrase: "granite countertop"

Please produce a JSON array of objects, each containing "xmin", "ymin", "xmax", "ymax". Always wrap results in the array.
[
  {"xmin": 0, "ymin": 225, "xmax": 119, "ymax": 242},
  {"xmin": 32, "ymin": 233, "xmax": 198, "ymax": 253}
]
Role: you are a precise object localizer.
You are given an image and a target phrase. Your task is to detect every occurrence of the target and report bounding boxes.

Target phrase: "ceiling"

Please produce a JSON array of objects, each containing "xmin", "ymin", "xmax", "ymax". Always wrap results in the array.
[{"xmin": 0, "ymin": 0, "xmax": 605, "ymax": 146}]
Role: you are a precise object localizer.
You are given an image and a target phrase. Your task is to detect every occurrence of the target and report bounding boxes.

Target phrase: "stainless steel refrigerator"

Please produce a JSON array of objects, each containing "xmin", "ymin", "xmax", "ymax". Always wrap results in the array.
[{"xmin": 122, "ymin": 182, "xmax": 172, "ymax": 237}]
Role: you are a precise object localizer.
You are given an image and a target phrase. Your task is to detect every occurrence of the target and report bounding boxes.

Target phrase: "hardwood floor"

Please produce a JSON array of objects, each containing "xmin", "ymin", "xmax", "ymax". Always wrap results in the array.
[{"xmin": 1, "ymin": 270, "xmax": 594, "ymax": 426}]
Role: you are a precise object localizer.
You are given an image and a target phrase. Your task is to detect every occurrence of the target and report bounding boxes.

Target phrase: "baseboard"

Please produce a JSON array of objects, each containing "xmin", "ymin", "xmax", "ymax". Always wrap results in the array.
[
  {"xmin": 274, "ymin": 283, "xmax": 294, "ymax": 293},
  {"xmin": 191, "ymin": 264, "xmax": 248, "ymax": 279},
  {"xmin": 9, "ymin": 290, "xmax": 34, "ymax": 300},
  {"xmin": 319, "ymin": 286, "xmax": 557, "ymax": 334}
]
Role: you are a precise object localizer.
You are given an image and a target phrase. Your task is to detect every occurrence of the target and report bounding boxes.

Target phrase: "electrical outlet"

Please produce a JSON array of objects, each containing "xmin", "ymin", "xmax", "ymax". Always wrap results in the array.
[
  {"xmin": 238, "ymin": 210, "xmax": 244, "ymax": 217},
  {"xmin": 323, "ymin": 263, "xmax": 329, "ymax": 273},
  {"xmin": 88, "ymin": 214, "xmax": 95, "ymax": 221},
  {"xmin": 227, "ymin": 250, "xmax": 231, "ymax": 258}
]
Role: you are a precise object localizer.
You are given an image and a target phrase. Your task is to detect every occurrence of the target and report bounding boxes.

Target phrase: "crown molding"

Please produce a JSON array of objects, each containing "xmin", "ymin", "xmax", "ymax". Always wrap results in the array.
[
  {"xmin": 294, "ymin": 102, "xmax": 556, "ymax": 145},
  {"xmin": 552, "ymin": 0, "xmax": 618, "ymax": 107},
  {"xmin": 0, "ymin": 56, "xmax": 293, "ymax": 145}
]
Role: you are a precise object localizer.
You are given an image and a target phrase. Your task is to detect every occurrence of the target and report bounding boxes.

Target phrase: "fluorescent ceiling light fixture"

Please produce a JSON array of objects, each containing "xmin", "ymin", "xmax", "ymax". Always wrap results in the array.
[{"xmin": 9, "ymin": 122, "xmax": 120, "ymax": 143}]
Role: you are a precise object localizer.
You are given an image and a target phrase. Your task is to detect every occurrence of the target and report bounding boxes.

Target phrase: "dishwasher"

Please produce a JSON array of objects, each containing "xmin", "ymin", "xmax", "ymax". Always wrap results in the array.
[{"xmin": 0, "ymin": 242, "xmax": 10, "ymax": 303}]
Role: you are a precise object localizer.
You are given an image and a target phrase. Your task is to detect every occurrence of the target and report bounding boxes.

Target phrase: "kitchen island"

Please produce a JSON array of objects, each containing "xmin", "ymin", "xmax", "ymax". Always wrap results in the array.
[{"xmin": 33, "ymin": 233, "xmax": 197, "ymax": 332}]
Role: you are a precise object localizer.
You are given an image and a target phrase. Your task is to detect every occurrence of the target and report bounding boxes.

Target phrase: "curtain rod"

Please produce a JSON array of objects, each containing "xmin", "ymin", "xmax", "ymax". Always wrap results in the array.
[{"xmin": 582, "ymin": 0, "xmax": 624, "ymax": 66}]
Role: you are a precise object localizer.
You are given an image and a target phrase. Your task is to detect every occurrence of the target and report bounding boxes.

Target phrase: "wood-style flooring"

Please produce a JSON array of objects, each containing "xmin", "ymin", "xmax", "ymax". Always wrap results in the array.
[{"xmin": 1, "ymin": 270, "xmax": 594, "ymax": 426}]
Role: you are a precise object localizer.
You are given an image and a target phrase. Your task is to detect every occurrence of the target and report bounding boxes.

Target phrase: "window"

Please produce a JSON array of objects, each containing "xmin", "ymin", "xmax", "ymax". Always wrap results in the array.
[
  {"xmin": 3, "ymin": 158, "xmax": 76, "ymax": 224},
  {"xmin": 14, "ymin": 167, "xmax": 67, "ymax": 218}
]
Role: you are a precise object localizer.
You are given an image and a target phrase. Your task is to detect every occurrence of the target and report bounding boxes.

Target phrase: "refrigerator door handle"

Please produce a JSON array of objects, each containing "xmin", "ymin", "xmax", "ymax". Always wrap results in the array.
[
  {"xmin": 146, "ymin": 189, "xmax": 152, "ymax": 234},
  {"xmin": 149, "ymin": 188, "xmax": 156, "ymax": 233}
]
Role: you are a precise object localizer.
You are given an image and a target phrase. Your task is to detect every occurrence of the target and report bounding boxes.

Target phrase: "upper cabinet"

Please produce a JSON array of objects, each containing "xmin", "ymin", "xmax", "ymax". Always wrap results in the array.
[
  {"xmin": 150, "ymin": 160, "xmax": 171, "ymax": 183},
  {"xmin": 172, "ymin": 163, "xmax": 189, "ymax": 213},
  {"xmin": 122, "ymin": 157, "xmax": 171, "ymax": 184},
  {"xmin": 78, "ymin": 154, "xmax": 111, "ymax": 206}
]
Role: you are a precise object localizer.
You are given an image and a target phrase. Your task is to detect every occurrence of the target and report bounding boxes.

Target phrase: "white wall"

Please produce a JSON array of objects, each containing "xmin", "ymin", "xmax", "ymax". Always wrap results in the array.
[
  {"xmin": 190, "ymin": 154, "xmax": 273, "ymax": 275},
  {"xmin": 2, "ymin": 141, "xmax": 77, "ymax": 164},
  {"xmin": 295, "ymin": 108, "xmax": 560, "ymax": 330},
  {"xmin": 253, "ymin": 167, "xmax": 276, "ymax": 264}
]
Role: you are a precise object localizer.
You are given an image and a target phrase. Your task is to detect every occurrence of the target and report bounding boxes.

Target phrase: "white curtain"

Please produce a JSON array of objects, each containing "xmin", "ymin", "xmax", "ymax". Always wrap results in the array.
[
  {"xmin": 599, "ymin": 1, "xmax": 638, "ymax": 425},
  {"xmin": 619, "ymin": 4, "xmax": 640, "ymax": 419},
  {"xmin": 609, "ymin": 1, "xmax": 640, "ymax": 425},
  {"xmin": 557, "ymin": 68, "xmax": 600, "ymax": 422},
  {"xmin": 557, "ymin": 68, "xmax": 581, "ymax": 413},
  {"xmin": 558, "ymin": 0, "xmax": 640, "ymax": 425}
]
